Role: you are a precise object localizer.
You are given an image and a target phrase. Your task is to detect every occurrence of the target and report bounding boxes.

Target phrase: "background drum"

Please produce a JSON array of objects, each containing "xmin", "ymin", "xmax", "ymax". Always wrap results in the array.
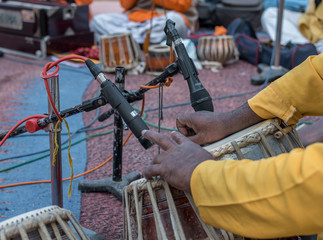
[
  {"xmin": 99, "ymin": 33, "xmax": 141, "ymax": 72},
  {"xmin": 0, "ymin": 205, "xmax": 89, "ymax": 239},
  {"xmin": 123, "ymin": 118, "xmax": 303, "ymax": 240},
  {"xmin": 197, "ymin": 35, "xmax": 239, "ymax": 65},
  {"xmin": 145, "ymin": 45, "xmax": 175, "ymax": 75}
]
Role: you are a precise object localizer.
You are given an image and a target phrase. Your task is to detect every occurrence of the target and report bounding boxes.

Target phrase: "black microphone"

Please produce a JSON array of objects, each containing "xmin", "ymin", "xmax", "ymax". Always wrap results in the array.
[
  {"xmin": 85, "ymin": 59, "xmax": 154, "ymax": 149},
  {"xmin": 164, "ymin": 19, "xmax": 214, "ymax": 112}
]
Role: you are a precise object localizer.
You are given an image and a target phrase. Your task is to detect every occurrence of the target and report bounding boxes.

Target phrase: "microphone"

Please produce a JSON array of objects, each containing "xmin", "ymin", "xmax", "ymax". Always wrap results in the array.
[
  {"xmin": 85, "ymin": 59, "xmax": 154, "ymax": 149},
  {"xmin": 164, "ymin": 19, "xmax": 214, "ymax": 112}
]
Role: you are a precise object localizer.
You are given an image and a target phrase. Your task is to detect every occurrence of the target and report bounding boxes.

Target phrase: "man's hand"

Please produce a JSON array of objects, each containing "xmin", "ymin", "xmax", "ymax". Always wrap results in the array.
[
  {"xmin": 176, "ymin": 111, "xmax": 225, "ymax": 145},
  {"xmin": 176, "ymin": 103, "xmax": 264, "ymax": 145},
  {"xmin": 142, "ymin": 130, "xmax": 214, "ymax": 193}
]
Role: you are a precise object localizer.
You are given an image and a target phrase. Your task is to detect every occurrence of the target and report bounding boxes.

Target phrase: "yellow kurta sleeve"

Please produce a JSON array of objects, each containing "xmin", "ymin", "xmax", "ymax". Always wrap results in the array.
[
  {"xmin": 191, "ymin": 53, "xmax": 323, "ymax": 238},
  {"xmin": 248, "ymin": 54, "xmax": 323, "ymax": 124},
  {"xmin": 191, "ymin": 143, "xmax": 323, "ymax": 238}
]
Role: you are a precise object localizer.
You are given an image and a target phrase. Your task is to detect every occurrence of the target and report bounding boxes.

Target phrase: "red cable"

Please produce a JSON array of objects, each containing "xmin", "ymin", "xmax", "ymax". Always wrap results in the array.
[
  {"xmin": 0, "ymin": 115, "xmax": 47, "ymax": 147},
  {"xmin": 40, "ymin": 55, "xmax": 88, "ymax": 122}
]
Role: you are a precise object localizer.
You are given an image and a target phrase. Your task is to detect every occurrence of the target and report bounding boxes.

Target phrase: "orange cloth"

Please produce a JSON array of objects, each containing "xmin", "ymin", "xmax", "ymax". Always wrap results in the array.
[
  {"xmin": 120, "ymin": 0, "xmax": 191, "ymax": 12},
  {"xmin": 128, "ymin": 9, "xmax": 164, "ymax": 22},
  {"xmin": 74, "ymin": 0, "xmax": 93, "ymax": 5},
  {"xmin": 120, "ymin": 0, "xmax": 193, "ymax": 29},
  {"xmin": 153, "ymin": 0, "xmax": 192, "ymax": 12},
  {"xmin": 120, "ymin": 0, "xmax": 138, "ymax": 11},
  {"xmin": 214, "ymin": 26, "xmax": 227, "ymax": 36}
]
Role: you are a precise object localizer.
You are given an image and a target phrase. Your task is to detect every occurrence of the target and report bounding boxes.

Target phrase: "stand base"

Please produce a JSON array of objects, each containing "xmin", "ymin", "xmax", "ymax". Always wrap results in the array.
[
  {"xmin": 78, "ymin": 171, "xmax": 141, "ymax": 200},
  {"xmin": 251, "ymin": 65, "xmax": 289, "ymax": 85}
]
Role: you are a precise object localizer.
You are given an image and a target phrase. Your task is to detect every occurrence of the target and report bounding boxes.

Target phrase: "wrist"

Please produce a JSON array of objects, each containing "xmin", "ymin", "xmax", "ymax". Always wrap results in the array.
[{"xmin": 222, "ymin": 102, "xmax": 264, "ymax": 137}]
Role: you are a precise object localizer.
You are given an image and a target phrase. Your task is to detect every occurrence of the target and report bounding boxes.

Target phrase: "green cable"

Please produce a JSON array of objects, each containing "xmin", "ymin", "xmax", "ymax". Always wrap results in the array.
[
  {"xmin": 0, "ymin": 130, "xmax": 113, "ymax": 173},
  {"xmin": 144, "ymin": 120, "xmax": 178, "ymax": 131},
  {"xmin": 1, "ymin": 106, "xmax": 178, "ymax": 172},
  {"xmin": 133, "ymin": 106, "xmax": 178, "ymax": 131},
  {"xmin": 297, "ymin": 121, "xmax": 314, "ymax": 126}
]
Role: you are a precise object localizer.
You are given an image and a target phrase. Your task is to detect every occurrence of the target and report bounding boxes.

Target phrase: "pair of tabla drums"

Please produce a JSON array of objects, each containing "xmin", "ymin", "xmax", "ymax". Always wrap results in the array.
[
  {"xmin": 123, "ymin": 118, "xmax": 304, "ymax": 240},
  {"xmin": 99, "ymin": 32, "xmax": 174, "ymax": 74}
]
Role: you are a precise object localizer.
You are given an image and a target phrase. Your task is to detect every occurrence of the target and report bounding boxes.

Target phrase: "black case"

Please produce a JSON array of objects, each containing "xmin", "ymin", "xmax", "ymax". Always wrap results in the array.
[
  {"xmin": 213, "ymin": 0, "xmax": 264, "ymax": 31},
  {"xmin": 0, "ymin": 0, "xmax": 93, "ymax": 59},
  {"xmin": 0, "ymin": 0, "xmax": 90, "ymax": 37},
  {"xmin": 0, "ymin": 31, "xmax": 94, "ymax": 59},
  {"xmin": 197, "ymin": 0, "xmax": 264, "ymax": 30}
]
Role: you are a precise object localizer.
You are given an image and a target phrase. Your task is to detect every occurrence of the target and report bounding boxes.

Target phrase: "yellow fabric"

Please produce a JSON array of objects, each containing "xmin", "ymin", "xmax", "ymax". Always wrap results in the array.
[
  {"xmin": 248, "ymin": 55, "xmax": 323, "ymax": 125},
  {"xmin": 298, "ymin": 1, "xmax": 323, "ymax": 43},
  {"xmin": 52, "ymin": 119, "xmax": 74, "ymax": 198},
  {"xmin": 191, "ymin": 53, "xmax": 323, "ymax": 238}
]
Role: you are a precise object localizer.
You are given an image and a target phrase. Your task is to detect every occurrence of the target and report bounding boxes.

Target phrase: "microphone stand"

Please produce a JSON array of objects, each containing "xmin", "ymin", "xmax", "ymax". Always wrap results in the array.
[
  {"xmin": 1, "ymin": 23, "xmax": 211, "ymax": 200},
  {"xmin": 251, "ymin": 0, "xmax": 289, "ymax": 85},
  {"xmin": 77, "ymin": 67, "xmax": 143, "ymax": 200},
  {"xmin": 77, "ymin": 64, "xmax": 179, "ymax": 200},
  {"xmin": 0, "ymin": 62, "xmax": 178, "ymax": 141}
]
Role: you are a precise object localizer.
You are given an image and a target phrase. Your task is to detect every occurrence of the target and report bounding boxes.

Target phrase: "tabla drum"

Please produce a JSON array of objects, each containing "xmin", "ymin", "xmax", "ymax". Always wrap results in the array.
[
  {"xmin": 123, "ymin": 177, "xmax": 239, "ymax": 240},
  {"xmin": 99, "ymin": 32, "xmax": 141, "ymax": 72},
  {"xmin": 204, "ymin": 118, "xmax": 304, "ymax": 161},
  {"xmin": 123, "ymin": 118, "xmax": 303, "ymax": 240},
  {"xmin": 0, "ymin": 205, "xmax": 89, "ymax": 239},
  {"xmin": 145, "ymin": 45, "xmax": 175, "ymax": 75},
  {"xmin": 197, "ymin": 35, "xmax": 239, "ymax": 64}
]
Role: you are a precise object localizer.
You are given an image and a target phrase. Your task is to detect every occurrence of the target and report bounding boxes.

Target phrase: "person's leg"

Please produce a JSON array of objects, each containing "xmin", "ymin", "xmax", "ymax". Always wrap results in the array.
[
  {"xmin": 261, "ymin": 7, "xmax": 310, "ymax": 45},
  {"xmin": 126, "ymin": 11, "xmax": 190, "ymax": 44},
  {"xmin": 90, "ymin": 11, "xmax": 190, "ymax": 45},
  {"xmin": 90, "ymin": 13, "xmax": 130, "ymax": 44}
]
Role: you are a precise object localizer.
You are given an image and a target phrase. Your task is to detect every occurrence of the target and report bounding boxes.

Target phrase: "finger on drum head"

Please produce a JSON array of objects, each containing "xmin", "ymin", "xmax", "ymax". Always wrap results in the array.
[
  {"xmin": 143, "ymin": 165, "xmax": 162, "ymax": 180},
  {"xmin": 142, "ymin": 130, "xmax": 173, "ymax": 150}
]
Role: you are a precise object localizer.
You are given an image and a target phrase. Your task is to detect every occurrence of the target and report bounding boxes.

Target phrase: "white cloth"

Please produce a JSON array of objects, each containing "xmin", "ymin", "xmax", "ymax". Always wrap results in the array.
[
  {"xmin": 261, "ymin": 7, "xmax": 310, "ymax": 45},
  {"xmin": 90, "ymin": 11, "xmax": 190, "ymax": 45},
  {"xmin": 160, "ymin": 38, "xmax": 202, "ymax": 70}
]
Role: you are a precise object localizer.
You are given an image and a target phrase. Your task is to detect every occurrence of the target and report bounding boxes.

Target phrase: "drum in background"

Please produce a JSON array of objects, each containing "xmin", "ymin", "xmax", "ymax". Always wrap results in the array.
[
  {"xmin": 145, "ymin": 45, "xmax": 175, "ymax": 75},
  {"xmin": 123, "ymin": 177, "xmax": 239, "ymax": 240},
  {"xmin": 99, "ymin": 33, "xmax": 141, "ymax": 72},
  {"xmin": 197, "ymin": 35, "xmax": 239, "ymax": 64},
  {"xmin": 204, "ymin": 118, "xmax": 303, "ymax": 161},
  {"xmin": 0, "ymin": 205, "xmax": 89, "ymax": 240}
]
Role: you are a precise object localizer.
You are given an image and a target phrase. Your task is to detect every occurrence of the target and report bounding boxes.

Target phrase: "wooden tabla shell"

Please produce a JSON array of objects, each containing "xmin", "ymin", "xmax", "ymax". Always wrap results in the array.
[
  {"xmin": 145, "ymin": 45, "xmax": 175, "ymax": 75},
  {"xmin": 204, "ymin": 118, "xmax": 303, "ymax": 161},
  {"xmin": 197, "ymin": 35, "xmax": 239, "ymax": 64},
  {"xmin": 0, "ymin": 205, "xmax": 89, "ymax": 240},
  {"xmin": 99, "ymin": 32, "xmax": 141, "ymax": 72},
  {"xmin": 123, "ymin": 177, "xmax": 239, "ymax": 240}
]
